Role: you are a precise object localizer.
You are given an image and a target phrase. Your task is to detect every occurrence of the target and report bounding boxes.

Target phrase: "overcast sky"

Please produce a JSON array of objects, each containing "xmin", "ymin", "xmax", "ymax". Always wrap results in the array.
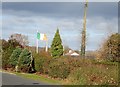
[{"xmin": 2, "ymin": 2, "xmax": 118, "ymax": 51}]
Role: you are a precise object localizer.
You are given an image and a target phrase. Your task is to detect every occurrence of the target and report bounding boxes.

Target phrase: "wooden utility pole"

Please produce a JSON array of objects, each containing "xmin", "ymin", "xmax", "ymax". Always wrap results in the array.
[{"xmin": 81, "ymin": 0, "xmax": 88, "ymax": 58}]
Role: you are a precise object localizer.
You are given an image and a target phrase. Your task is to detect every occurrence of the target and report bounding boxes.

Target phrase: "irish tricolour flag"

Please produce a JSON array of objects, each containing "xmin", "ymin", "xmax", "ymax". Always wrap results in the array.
[{"xmin": 37, "ymin": 32, "xmax": 47, "ymax": 41}]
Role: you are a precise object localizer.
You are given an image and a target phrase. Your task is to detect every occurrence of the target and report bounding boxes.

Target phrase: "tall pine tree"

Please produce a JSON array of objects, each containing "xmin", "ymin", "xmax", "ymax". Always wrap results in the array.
[{"xmin": 51, "ymin": 28, "xmax": 63, "ymax": 58}]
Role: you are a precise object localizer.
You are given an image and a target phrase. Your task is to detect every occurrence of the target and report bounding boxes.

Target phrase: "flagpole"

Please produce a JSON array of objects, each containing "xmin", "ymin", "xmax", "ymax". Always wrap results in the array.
[
  {"xmin": 36, "ymin": 39, "xmax": 38, "ymax": 53},
  {"xmin": 36, "ymin": 31, "xmax": 38, "ymax": 53},
  {"xmin": 45, "ymin": 40, "xmax": 48, "ymax": 52}
]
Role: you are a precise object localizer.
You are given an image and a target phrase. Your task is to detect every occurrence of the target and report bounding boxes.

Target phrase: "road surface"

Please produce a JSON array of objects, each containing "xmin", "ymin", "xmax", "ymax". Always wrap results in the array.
[{"xmin": 1, "ymin": 72, "xmax": 47, "ymax": 85}]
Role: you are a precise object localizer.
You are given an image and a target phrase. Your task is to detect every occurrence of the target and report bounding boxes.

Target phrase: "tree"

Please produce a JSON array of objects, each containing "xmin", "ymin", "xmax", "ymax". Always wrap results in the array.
[
  {"xmin": 98, "ymin": 33, "xmax": 120, "ymax": 62},
  {"xmin": 18, "ymin": 49, "xmax": 32, "ymax": 72},
  {"xmin": 51, "ymin": 29, "xmax": 63, "ymax": 58},
  {"xmin": 1, "ymin": 39, "xmax": 9, "ymax": 51},
  {"xmin": 9, "ymin": 47, "xmax": 22, "ymax": 68},
  {"xmin": 9, "ymin": 33, "xmax": 29, "ymax": 47},
  {"xmin": 8, "ymin": 39, "xmax": 22, "ymax": 49},
  {"xmin": 2, "ymin": 39, "xmax": 21, "ymax": 69}
]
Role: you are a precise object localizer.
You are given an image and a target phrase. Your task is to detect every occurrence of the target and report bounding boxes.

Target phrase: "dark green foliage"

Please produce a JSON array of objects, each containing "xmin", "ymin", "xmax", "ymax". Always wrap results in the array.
[
  {"xmin": 51, "ymin": 29, "xmax": 63, "ymax": 58},
  {"xmin": 2, "ymin": 39, "xmax": 21, "ymax": 69},
  {"xmin": 1, "ymin": 39, "xmax": 9, "ymax": 51},
  {"xmin": 18, "ymin": 49, "xmax": 32, "ymax": 73},
  {"xmin": 9, "ymin": 47, "xmax": 22, "ymax": 68},
  {"xmin": 33, "ymin": 50, "xmax": 51, "ymax": 73},
  {"xmin": 8, "ymin": 39, "xmax": 21, "ymax": 48},
  {"xmin": 48, "ymin": 58, "xmax": 70, "ymax": 79},
  {"xmin": 2, "ymin": 49, "xmax": 13, "ymax": 69},
  {"xmin": 34, "ymin": 53, "xmax": 46, "ymax": 73}
]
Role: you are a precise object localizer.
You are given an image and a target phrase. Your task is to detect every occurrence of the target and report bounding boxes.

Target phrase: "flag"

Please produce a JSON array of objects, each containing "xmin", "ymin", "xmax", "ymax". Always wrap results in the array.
[{"xmin": 37, "ymin": 32, "xmax": 47, "ymax": 41}]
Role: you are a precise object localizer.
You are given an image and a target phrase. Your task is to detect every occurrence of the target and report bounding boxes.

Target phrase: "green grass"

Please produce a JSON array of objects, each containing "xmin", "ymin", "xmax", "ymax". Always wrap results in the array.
[{"xmin": 14, "ymin": 72, "xmax": 62, "ymax": 85}]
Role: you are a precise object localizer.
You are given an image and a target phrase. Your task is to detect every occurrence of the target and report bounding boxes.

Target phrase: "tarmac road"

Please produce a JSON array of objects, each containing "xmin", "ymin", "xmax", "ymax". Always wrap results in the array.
[{"xmin": 1, "ymin": 72, "xmax": 47, "ymax": 85}]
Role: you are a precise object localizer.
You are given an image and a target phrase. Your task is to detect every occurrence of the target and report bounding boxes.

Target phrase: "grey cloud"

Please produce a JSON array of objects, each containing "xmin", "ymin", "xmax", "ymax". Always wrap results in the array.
[{"xmin": 2, "ymin": 2, "xmax": 117, "ymax": 19}]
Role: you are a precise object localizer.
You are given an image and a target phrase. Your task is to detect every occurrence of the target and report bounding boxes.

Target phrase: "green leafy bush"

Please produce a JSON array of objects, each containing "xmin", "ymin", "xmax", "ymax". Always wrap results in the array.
[
  {"xmin": 9, "ymin": 47, "xmax": 22, "ymax": 68},
  {"xmin": 34, "ymin": 53, "xmax": 46, "ymax": 73},
  {"xmin": 18, "ymin": 49, "xmax": 32, "ymax": 73},
  {"xmin": 33, "ymin": 50, "xmax": 51, "ymax": 74},
  {"xmin": 48, "ymin": 58, "xmax": 70, "ymax": 79}
]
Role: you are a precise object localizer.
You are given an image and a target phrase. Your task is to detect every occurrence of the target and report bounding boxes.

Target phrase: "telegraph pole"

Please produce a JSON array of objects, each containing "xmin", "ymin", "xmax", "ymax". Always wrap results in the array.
[{"xmin": 81, "ymin": 0, "xmax": 88, "ymax": 58}]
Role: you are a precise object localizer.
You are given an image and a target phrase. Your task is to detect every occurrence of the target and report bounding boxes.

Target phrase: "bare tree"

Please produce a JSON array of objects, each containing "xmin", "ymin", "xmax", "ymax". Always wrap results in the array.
[{"xmin": 9, "ymin": 33, "xmax": 29, "ymax": 47}]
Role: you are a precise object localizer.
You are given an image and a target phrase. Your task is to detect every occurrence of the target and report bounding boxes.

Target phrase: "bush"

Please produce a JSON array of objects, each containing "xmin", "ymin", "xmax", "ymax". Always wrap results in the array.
[
  {"xmin": 19, "ymin": 65, "xmax": 30, "ymax": 73},
  {"xmin": 47, "ymin": 57, "xmax": 93, "ymax": 79},
  {"xmin": 18, "ymin": 49, "xmax": 32, "ymax": 73},
  {"xmin": 98, "ymin": 33, "xmax": 120, "ymax": 62},
  {"xmin": 48, "ymin": 58, "xmax": 70, "ymax": 79},
  {"xmin": 34, "ymin": 53, "xmax": 46, "ymax": 73},
  {"xmin": 9, "ymin": 47, "xmax": 22, "ymax": 68},
  {"xmin": 68, "ymin": 68, "xmax": 87, "ymax": 85},
  {"xmin": 63, "ymin": 57, "xmax": 93, "ymax": 72},
  {"xmin": 67, "ymin": 63, "xmax": 118, "ymax": 85},
  {"xmin": 2, "ymin": 46, "xmax": 16, "ymax": 69},
  {"xmin": 33, "ymin": 50, "xmax": 51, "ymax": 74}
]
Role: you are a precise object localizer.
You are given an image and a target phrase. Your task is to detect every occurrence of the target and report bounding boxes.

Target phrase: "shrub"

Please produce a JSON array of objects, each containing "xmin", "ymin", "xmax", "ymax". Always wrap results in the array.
[
  {"xmin": 47, "ymin": 57, "xmax": 93, "ymax": 79},
  {"xmin": 2, "ymin": 46, "xmax": 16, "ymax": 70},
  {"xmin": 34, "ymin": 53, "xmax": 46, "ymax": 73},
  {"xmin": 64, "ymin": 57, "xmax": 93, "ymax": 72},
  {"xmin": 48, "ymin": 58, "xmax": 70, "ymax": 79},
  {"xmin": 33, "ymin": 50, "xmax": 51, "ymax": 74},
  {"xmin": 68, "ymin": 68, "xmax": 87, "ymax": 85},
  {"xmin": 42, "ymin": 58, "xmax": 51, "ymax": 74},
  {"xmin": 67, "ymin": 63, "xmax": 118, "ymax": 85},
  {"xmin": 19, "ymin": 65, "xmax": 30, "ymax": 73},
  {"xmin": 9, "ymin": 47, "xmax": 22, "ymax": 68},
  {"xmin": 98, "ymin": 33, "xmax": 120, "ymax": 62},
  {"xmin": 18, "ymin": 49, "xmax": 32, "ymax": 73}
]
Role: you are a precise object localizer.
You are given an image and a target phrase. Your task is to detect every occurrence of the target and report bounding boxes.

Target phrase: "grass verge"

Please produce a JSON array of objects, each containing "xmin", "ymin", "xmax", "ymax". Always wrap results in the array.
[{"xmin": 14, "ymin": 72, "xmax": 62, "ymax": 85}]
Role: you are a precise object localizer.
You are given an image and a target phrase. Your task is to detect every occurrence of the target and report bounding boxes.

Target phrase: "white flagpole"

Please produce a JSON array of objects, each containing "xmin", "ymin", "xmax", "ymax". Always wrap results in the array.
[
  {"xmin": 36, "ymin": 39, "xmax": 38, "ymax": 53},
  {"xmin": 36, "ymin": 31, "xmax": 38, "ymax": 53},
  {"xmin": 45, "ymin": 40, "xmax": 48, "ymax": 52}
]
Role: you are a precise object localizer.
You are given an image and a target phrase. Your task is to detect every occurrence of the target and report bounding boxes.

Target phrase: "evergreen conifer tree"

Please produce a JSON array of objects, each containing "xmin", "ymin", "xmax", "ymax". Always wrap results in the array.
[
  {"xmin": 9, "ymin": 47, "xmax": 22, "ymax": 67},
  {"xmin": 51, "ymin": 28, "xmax": 63, "ymax": 58}
]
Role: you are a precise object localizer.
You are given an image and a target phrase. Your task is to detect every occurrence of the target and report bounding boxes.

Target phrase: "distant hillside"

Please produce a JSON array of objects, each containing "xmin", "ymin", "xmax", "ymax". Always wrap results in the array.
[
  {"xmin": 85, "ymin": 51, "xmax": 96, "ymax": 59},
  {"xmin": 26, "ymin": 46, "xmax": 46, "ymax": 52}
]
